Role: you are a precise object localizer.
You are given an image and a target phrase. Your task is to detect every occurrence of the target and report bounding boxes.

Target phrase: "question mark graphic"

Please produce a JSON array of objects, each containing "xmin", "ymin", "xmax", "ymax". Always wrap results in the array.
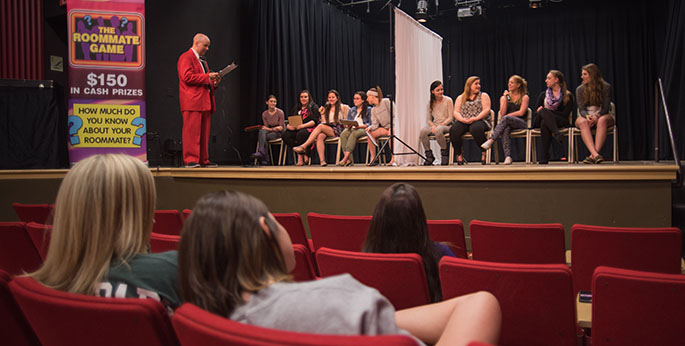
[
  {"xmin": 131, "ymin": 117, "xmax": 146, "ymax": 146},
  {"xmin": 68, "ymin": 116, "xmax": 83, "ymax": 145}
]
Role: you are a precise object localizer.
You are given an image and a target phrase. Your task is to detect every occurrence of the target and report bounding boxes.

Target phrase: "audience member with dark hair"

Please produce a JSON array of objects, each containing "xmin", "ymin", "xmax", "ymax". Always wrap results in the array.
[
  {"xmin": 363, "ymin": 183, "xmax": 455, "ymax": 303},
  {"xmin": 179, "ymin": 190, "xmax": 501, "ymax": 346},
  {"xmin": 282, "ymin": 90, "xmax": 320, "ymax": 166},
  {"xmin": 28, "ymin": 154, "xmax": 180, "ymax": 311}
]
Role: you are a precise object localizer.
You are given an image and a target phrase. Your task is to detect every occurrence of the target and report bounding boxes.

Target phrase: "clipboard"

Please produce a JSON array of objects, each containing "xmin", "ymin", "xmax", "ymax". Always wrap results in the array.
[
  {"xmin": 219, "ymin": 62, "xmax": 238, "ymax": 78},
  {"xmin": 287, "ymin": 115, "xmax": 303, "ymax": 127},
  {"xmin": 340, "ymin": 119, "xmax": 358, "ymax": 127}
]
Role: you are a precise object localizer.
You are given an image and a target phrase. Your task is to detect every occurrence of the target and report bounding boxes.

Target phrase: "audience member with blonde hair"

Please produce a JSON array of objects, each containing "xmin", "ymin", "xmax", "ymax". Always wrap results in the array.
[
  {"xmin": 179, "ymin": 190, "xmax": 501, "ymax": 346},
  {"xmin": 28, "ymin": 154, "xmax": 180, "ymax": 311}
]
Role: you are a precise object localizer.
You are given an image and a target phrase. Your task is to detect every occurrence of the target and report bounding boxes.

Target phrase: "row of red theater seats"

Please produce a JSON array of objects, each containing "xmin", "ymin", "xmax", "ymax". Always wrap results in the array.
[{"xmin": 2, "ymin": 219, "xmax": 684, "ymax": 345}]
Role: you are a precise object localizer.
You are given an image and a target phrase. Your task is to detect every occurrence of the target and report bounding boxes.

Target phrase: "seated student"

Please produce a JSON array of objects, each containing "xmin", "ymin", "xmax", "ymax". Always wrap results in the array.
[
  {"xmin": 418, "ymin": 81, "xmax": 453, "ymax": 165},
  {"xmin": 362, "ymin": 183, "xmax": 455, "ymax": 303},
  {"xmin": 27, "ymin": 154, "xmax": 180, "ymax": 311},
  {"xmin": 338, "ymin": 91, "xmax": 372, "ymax": 166},
  {"xmin": 366, "ymin": 86, "xmax": 395, "ymax": 166},
  {"xmin": 449, "ymin": 76, "xmax": 492, "ymax": 165},
  {"xmin": 178, "ymin": 190, "xmax": 501, "ymax": 346},
  {"xmin": 294, "ymin": 89, "xmax": 349, "ymax": 166},
  {"xmin": 481, "ymin": 75, "xmax": 530, "ymax": 165},
  {"xmin": 532, "ymin": 70, "xmax": 576, "ymax": 164},
  {"xmin": 575, "ymin": 63, "xmax": 614, "ymax": 164},
  {"xmin": 251, "ymin": 95, "xmax": 284, "ymax": 165},
  {"xmin": 282, "ymin": 90, "xmax": 320, "ymax": 166}
]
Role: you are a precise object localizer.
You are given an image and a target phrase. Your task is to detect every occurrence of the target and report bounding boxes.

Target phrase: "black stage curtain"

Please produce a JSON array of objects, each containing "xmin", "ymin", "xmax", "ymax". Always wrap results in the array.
[
  {"xmin": 658, "ymin": 0, "xmax": 685, "ymax": 162},
  {"xmin": 0, "ymin": 80, "xmax": 61, "ymax": 169},
  {"xmin": 429, "ymin": 0, "xmax": 679, "ymax": 161},
  {"xmin": 243, "ymin": 0, "xmax": 391, "ymax": 135}
]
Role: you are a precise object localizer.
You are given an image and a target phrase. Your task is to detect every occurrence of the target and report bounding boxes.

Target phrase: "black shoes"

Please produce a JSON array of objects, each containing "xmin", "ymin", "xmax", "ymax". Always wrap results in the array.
[
  {"xmin": 202, "ymin": 161, "xmax": 219, "ymax": 168},
  {"xmin": 185, "ymin": 162, "xmax": 200, "ymax": 168},
  {"xmin": 423, "ymin": 151, "xmax": 435, "ymax": 166}
]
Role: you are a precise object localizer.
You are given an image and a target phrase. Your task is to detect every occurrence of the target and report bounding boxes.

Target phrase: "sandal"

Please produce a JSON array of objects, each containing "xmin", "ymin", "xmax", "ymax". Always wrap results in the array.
[
  {"xmin": 320, "ymin": 161, "xmax": 328, "ymax": 167},
  {"xmin": 293, "ymin": 146, "xmax": 305, "ymax": 154},
  {"xmin": 583, "ymin": 155, "xmax": 595, "ymax": 164},
  {"xmin": 594, "ymin": 155, "xmax": 604, "ymax": 164}
]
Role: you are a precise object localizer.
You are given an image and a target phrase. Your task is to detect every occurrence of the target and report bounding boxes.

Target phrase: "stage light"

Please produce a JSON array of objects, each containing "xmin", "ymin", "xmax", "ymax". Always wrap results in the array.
[
  {"xmin": 416, "ymin": 0, "xmax": 429, "ymax": 23},
  {"xmin": 529, "ymin": 0, "xmax": 543, "ymax": 8},
  {"xmin": 455, "ymin": 0, "xmax": 484, "ymax": 20}
]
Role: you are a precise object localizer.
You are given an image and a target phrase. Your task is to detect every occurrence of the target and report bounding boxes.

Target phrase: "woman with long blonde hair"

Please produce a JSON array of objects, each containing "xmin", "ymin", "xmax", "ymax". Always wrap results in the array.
[
  {"xmin": 28, "ymin": 154, "xmax": 180, "ymax": 310},
  {"xmin": 575, "ymin": 63, "xmax": 614, "ymax": 164},
  {"xmin": 481, "ymin": 75, "xmax": 530, "ymax": 165},
  {"xmin": 449, "ymin": 76, "xmax": 492, "ymax": 164}
]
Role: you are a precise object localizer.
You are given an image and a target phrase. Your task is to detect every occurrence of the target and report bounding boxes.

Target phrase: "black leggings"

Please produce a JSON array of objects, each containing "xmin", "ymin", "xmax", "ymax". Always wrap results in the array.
[
  {"xmin": 534, "ymin": 109, "xmax": 569, "ymax": 162},
  {"xmin": 449, "ymin": 120, "xmax": 489, "ymax": 156}
]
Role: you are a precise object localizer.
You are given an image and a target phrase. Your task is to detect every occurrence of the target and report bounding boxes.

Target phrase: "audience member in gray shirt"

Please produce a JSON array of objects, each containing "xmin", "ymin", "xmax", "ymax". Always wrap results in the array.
[{"xmin": 179, "ymin": 190, "xmax": 502, "ymax": 346}]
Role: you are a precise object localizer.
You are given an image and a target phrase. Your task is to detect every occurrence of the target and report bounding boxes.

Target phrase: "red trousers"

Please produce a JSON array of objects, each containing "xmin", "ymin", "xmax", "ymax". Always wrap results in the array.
[{"xmin": 182, "ymin": 110, "xmax": 211, "ymax": 164}]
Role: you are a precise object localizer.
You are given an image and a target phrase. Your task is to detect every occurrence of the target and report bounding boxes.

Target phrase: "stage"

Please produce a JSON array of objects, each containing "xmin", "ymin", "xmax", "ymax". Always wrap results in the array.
[{"xmin": 0, "ymin": 161, "xmax": 679, "ymax": 249}]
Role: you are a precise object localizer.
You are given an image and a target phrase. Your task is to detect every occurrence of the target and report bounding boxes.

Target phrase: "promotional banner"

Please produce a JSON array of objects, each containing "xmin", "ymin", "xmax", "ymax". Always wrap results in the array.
[{"xmin": 67, "ymin": 0, "xmax": 146, "ymax": 164}]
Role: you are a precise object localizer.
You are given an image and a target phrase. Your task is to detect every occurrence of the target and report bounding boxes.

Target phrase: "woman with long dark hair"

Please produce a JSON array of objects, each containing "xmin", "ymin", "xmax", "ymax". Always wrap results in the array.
[
  {"xmin": 338, "ymin": 91, "xmax": 372, "ymax": 166},
  {"xmin": 363, "ymin": 183, "xmax": 455, "ymax": 303},
  {"xmin": 293, "ymin": 89, "xmax": 349, "ymax": 166},
  {"xmin": 575, "ymin": 63, "xmax": 614, "ymax": 164},
  {"xmin": 532, "ymin": 70, "xmax": 576, "ymax": 164},
  {"xmin": 418, "ymin": 81, "xmax": 453, "ymax": 165},
  {"xmin": 282, "ymin": 90, "xmax": 320, "ymax": 166}
]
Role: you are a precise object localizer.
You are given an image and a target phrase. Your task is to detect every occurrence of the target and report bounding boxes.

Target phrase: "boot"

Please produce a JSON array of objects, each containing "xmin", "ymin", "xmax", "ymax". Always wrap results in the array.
[
  {"xmin": 251, "ymin": 147, "xmax": 266, "ymax": 164},
  {"xmin": 441, "ymin": 149, "xmax": 450, "ymax": 165},
  {"xmin": 423, "ymin": 150, "xmax": 435, "ymax": 166}
]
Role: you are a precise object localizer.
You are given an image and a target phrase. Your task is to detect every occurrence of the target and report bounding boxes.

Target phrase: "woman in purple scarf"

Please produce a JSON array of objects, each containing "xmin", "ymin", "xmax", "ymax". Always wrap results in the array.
[{"xmin": 532, "ymin": 70, "xmax": 576, "ymax": 164}]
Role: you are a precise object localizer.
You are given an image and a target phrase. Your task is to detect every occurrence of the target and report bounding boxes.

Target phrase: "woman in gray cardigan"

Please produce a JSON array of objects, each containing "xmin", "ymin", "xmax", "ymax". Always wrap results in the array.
[{"xmin": 575, "ymin": 63, "xmax": 614, "ymax": 164}]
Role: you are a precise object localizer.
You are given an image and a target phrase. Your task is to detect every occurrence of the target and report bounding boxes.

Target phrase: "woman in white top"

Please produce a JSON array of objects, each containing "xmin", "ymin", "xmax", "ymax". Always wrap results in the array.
[
  {"xmin": 418, "ymin": 81, "xmax": 453, "ymax": 165},
  {"xmin": 294, "ymin": 89, "xmax": 349, "ymax": 166}
]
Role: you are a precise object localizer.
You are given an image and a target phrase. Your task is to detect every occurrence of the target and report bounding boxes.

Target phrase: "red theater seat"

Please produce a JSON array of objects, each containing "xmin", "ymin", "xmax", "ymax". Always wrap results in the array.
[{"xmin": 470, "ymin": 219, "xmax": 566, "ymax": 264}]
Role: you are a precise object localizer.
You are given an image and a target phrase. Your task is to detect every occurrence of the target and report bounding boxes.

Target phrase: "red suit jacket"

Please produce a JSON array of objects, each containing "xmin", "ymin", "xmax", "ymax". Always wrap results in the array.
[{"xmin": 177, "ymin": 48, "xmax": 215, "ymax": 112}]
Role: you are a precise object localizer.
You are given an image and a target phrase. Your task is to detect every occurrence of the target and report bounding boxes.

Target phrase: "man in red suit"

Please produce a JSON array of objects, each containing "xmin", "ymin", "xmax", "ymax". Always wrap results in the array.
[{"xmin": 177, "ymin": 33, "xmax": 220, "ymax": 168}]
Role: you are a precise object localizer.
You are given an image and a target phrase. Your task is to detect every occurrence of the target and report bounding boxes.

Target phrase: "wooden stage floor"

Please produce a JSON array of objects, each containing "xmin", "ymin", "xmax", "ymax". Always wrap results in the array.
[{"xmin": 1, "ymin": 161, "xmax": 679, "ymax": 248}]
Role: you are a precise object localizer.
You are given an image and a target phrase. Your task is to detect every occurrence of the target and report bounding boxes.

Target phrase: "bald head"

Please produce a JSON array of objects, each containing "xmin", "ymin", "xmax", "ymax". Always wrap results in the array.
[{"xmin": 192, "ymin": 33, "xmax": 211, "ymax": 56}]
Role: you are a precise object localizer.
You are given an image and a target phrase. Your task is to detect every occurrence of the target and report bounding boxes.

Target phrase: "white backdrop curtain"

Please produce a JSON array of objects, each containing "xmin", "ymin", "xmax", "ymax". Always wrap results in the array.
[{"xmin": 394, "ymin": 8, "xmax": 443, "ymax": 166}]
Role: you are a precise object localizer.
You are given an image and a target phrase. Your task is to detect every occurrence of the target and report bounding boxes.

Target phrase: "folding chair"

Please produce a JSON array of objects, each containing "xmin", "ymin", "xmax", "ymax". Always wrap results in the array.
[
  {"xmin": 487, "ymin": 108, "xmax": 532, "ymax": 164},
  {"xmin": 291, "ymin": 244, "xmax": 317, "ymax": 282},
  {"xmin": 440, "ymin": 257, "xmax": 576, "ymax": 346},
  {"xmin": 150, "ymin": 232, "xmax": 181, "ymax": 253},
  {"xmin": 0, "ymin": 222, "xmax": 43, "ymax": 275},
  {"xmin": 591, "ymin": 266, "xmax": 685, "ymax": 346},
  {"xmin": 12, "ymin": 203, "xmax": 54, "ymax": 225},
  {"xmin": 571, "ymin": 102, "xmax": 618, "ymax": 163},
  {"xmin": 307, "ymin": 213, "xmax": 371, "ymax": 252},
  {"xmin": 172, "ymin": 303, "xmax": 417, "ymax": 346},
  {"xmin": 153, "ymin": 210, "xmax": 184, "ymax": 236},
  {"xmin": 25, "ymin": 222, "xmax": 52, "ymax": 261},
  {"xmin": 426, "ymin": 219, "xmax": 468, "ymax": 258},
  {"xmin": 9, "ymin": 276, "xmax": 180, "ymax": 346},
  {"xmin": 316, "ymin": 247, "xmax": 430, "ymax": 310},
  {"xmin": 570, "ymin": 224, "xmax": 682, "ymax": 295},
  {"xmin": 470, "ymin": 219, "xmax": 566, "ymax": 264},
  {"xmin": 0, "ymin": 270, "xmax": 40, "ymax": 346}
]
